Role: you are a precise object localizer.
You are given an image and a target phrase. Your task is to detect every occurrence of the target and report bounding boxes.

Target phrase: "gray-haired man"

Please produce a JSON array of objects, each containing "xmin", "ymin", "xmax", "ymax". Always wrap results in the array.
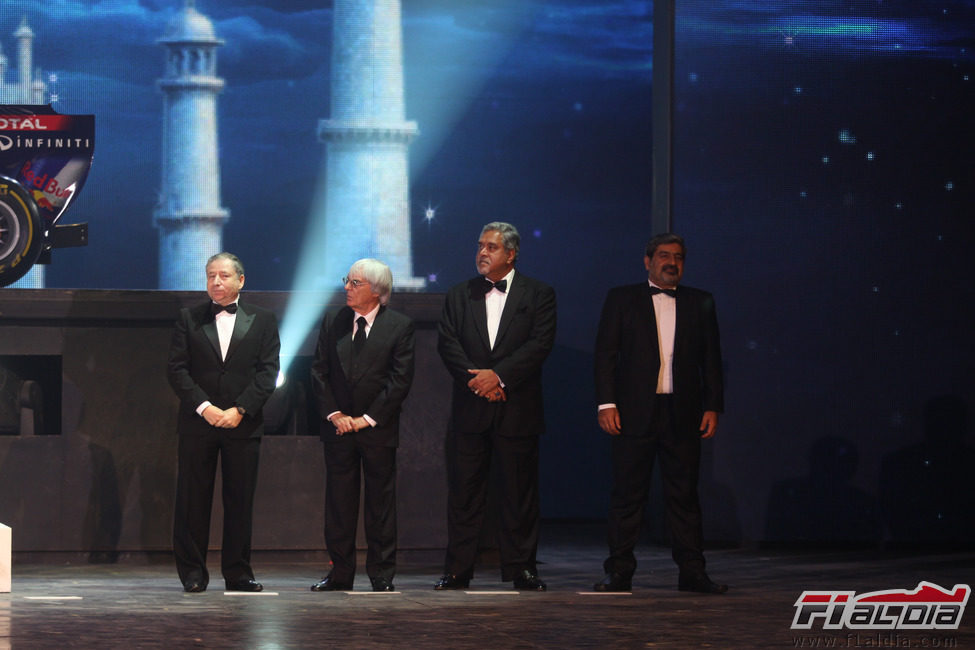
[{"xmin": 310, "ymin": 259, "xmax": 416, "ymax": 592}]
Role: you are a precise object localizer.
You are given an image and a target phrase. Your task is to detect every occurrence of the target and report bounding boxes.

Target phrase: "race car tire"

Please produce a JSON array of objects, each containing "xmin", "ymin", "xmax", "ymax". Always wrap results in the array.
[{"xmin": 0, "ymin": 177, "xmax": 43, "ymax": 287}]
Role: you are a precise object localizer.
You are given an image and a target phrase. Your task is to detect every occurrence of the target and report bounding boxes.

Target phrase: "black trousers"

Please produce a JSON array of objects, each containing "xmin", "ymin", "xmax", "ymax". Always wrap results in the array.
[
  {"xmin": 604, "ymin": 395, "xmax": 705, "ymax": 577},
  {"xmin": 323, "ymin": 436, "xmax": 397, "ymax": 583},
  {"xmin": 173, "ymin": 431, "xmax": 261, "ymax": 587},
  {"xmin": 444, "ymin": 427, "xmax": 540, "ymax": 582}
]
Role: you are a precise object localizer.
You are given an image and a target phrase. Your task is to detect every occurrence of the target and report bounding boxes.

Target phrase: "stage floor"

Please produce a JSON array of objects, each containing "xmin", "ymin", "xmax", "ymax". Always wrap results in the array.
[{"xmin": 3, "ymin": 526, "xmax": 973, "ymax": 648}]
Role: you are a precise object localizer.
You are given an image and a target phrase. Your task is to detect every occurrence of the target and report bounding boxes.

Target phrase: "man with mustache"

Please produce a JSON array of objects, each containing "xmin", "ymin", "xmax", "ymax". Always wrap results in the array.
[
  {"xmin": 593, "ymin": 233, "xmax": 727, "ymax": 594},
  {"xmin": 434, "ymin": 222, "xmax": 556, "ymax": 591}
]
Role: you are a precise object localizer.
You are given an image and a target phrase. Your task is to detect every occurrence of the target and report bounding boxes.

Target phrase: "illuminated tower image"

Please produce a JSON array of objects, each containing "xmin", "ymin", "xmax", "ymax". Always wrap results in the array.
[
  {"xmin": 153, "ymin": 0, "xmax": 228, "ymax": 290},
  {"xmin": 318, "ymin": 0, "xmax": 425, "ymax": 290},
  {"xmin": 1, "ymin": 17, "xmax": 49, "ymax": 288}
]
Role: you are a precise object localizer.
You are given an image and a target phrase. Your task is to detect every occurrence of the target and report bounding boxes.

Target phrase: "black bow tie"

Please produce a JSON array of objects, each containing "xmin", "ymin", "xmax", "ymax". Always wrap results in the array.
[
  {"xmin": 649, "ymin": 287, "xmax": 677, "ymax": 298},
  {"xmin": 483, "ymin": 278, "xmax": 507, "ymax": 294},
  {"xmin": 212, "ymin": 302, "xmax": 238, "ymax": 315}
]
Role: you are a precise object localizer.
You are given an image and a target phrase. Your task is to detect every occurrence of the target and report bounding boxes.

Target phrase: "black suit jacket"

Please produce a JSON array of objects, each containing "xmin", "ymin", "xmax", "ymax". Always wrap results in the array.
[
  {"xmin": 438, "ymin": 271, "xmax": 556, "ymax": 437},
  {"xmin": 311, "ymin": 305, "xmax": 415, "ymax": 447},
  {"xmin": 167, "ymin": 301, "xmax": 281, "ymax": 439},
  {"xmin": 594, "ymin": 283, "xmax": 723, "ymax": 436}
]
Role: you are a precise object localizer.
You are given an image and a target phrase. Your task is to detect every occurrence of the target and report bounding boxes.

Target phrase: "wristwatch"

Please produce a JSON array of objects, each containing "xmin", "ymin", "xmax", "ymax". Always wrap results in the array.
[{"xmin": 235, "ymin": 406, "xmax": 246, "ymax": 415}]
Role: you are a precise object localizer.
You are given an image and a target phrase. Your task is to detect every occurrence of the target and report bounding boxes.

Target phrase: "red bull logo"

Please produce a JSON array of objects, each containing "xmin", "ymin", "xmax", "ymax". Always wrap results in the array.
[
  {"xmin": 31, "ymin": 190, "xmax": 56, "ymax": 212},
  {"xmin": 20, "ymin": 160, "xmax": 74, "ymax": 206}
]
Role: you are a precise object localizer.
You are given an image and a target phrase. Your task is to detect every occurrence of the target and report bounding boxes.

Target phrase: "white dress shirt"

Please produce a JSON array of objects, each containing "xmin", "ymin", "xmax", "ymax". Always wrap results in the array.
[
  {"xmin": 353, "ymin": 303, "xmax": 381, "ymax": 340},
  {"xmin": 649, "ymin": 281, "xmax": 676, "ymax": 394},
  {"xmin": 196, "ymin": 300, "xmax": 239, "ymax": 416},
  {"xmin": 214, "ymin": 303, "xmax": 237, "ymax": 361},
  {"xmin": 485, "ymin": 268, "xmax": 515, "ymax": 350}
]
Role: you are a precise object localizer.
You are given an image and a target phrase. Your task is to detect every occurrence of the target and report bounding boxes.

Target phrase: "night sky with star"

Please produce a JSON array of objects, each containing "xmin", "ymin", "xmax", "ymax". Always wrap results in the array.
[{"xmin": 2, "ymin": 0, "xmax": 972, "ymax": 542}]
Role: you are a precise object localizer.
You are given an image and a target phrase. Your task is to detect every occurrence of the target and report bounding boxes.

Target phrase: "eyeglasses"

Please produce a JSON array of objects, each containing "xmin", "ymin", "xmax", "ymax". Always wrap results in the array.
[{"xmin": 343, "ymin": 276, "xmax": 370, "ymax": 288}]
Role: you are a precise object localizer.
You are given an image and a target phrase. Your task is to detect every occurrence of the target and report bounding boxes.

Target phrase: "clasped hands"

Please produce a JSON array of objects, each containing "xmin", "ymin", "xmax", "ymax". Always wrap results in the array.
[
  {"xmin": 330, "ymin": 413, "xmax": 370, "ymax": 436},
  {"xmin": 203, "ymin": 405, "xmax": 243, "ymax": 429},
  {"xmin": 467, "ymin": 369, "xmax": 506, "ymax": 402}
]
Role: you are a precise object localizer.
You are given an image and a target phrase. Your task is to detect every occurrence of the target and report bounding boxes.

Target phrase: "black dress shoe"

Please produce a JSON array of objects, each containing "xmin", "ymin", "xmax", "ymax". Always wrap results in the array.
[
  {"xmin": 433, "ymin": 574, "xmax": 470, "ymax": 590},
  {"xmin": 678, "ymin": 573, "xmax": 728, "ymax": 594},
  {"xmin": 311, "ymin": 575, "xmax": 353, "ymax": 592},
  {"xmin": 225, "ymin": 579, "xmax": 264, "ymax": 592},
  {"xmin": 371, "ymin": 577, "xmax": 395, "ymax": 592},
  {"xmin": 593, "ymin": 572, "xmax": 632, "ymax": 592},
  {"xmin": 512, "ymin": 569, "xmax": 547, "ymax": 591},
  {"xmin": 183, "ymin": 581, "xmax": 206, "ymax": 593}
]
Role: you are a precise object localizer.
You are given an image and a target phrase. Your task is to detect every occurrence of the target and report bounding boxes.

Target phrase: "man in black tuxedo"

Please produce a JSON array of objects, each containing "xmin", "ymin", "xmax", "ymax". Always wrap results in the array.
[
  {"xmin": 167, "ymin": 252, "xmax": 280, "ymax": 593},
  {"xmin": 309, "ymin": 259, "xmax": 415, "ymax": 592},
  {"xmin": 434, "ymin": 222, "xmax": 556, "ymax": 591},
  {"xmin": 593, "ymin": 233, "xmax": 727, "ymax": 594}
]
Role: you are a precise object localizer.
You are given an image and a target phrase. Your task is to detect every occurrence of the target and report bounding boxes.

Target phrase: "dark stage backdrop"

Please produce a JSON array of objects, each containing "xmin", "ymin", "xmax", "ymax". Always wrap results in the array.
[
  {"xmin": 1, "ymin": 1, "xmax": 973, "ymax": 546},
  {"xmin": 672, "ymin": 1, "xmax": 975, "ymax": 545}
]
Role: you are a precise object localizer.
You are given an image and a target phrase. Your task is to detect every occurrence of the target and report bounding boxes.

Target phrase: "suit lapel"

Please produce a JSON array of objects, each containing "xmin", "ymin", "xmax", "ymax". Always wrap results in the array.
[
  {"xmin": 335, "ymin": 308, "xmax": 355, "ymax": 378},
  {"xmin": 673, "ymin": 286, "xmax": 688, "ymax": 357},
  {"xmin": 643, "ymin": 284, "xmax": 662, "ymax": 365},
  {"xmin": 467, "ymin": 278, "xmax": 491, "ymax": 351},
  {"xmin": 201, "ymin": 310, "xmax": 222, "ymax": 363},
  {"xmin": 225, "ymin": 302, "xmax": 255, "ymax": 364},
  {"xmin": 494, "ymin": 272, "xmax": 523, "ymax": 351}
]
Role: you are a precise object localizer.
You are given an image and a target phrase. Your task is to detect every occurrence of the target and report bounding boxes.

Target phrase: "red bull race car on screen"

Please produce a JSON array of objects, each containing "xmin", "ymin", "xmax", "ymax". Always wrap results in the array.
[{"xmin": 0, "ymin": 105, "xmax": 94, "ymax": 287}]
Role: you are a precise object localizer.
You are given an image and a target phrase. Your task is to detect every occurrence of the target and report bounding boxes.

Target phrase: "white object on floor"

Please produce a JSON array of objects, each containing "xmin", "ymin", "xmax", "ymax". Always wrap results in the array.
[{"xmin": 0, "ymin": 523, "xmax": 10, "ymax": 593}]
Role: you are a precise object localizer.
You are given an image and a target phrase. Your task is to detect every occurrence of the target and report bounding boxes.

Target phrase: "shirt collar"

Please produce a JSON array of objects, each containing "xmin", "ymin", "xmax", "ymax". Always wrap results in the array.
[
  {"xmin": 648, "ymin": 280, "xmax": 677, "ymax": 292},
  {"xmin": 354, "ymin": 303, "xmax": 381, "ymax": 326}
]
